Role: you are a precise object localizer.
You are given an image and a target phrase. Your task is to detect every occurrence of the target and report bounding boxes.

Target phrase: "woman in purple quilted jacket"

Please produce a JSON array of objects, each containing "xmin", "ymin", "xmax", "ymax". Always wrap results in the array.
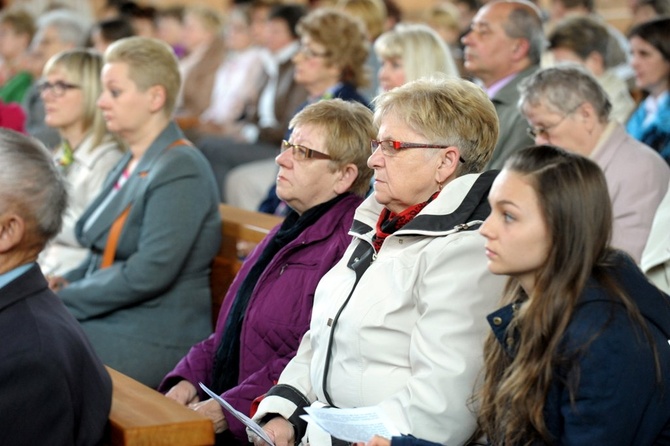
[{"xmin": 159, "ymin": 99, "xmax": 375, "ymax": 444}]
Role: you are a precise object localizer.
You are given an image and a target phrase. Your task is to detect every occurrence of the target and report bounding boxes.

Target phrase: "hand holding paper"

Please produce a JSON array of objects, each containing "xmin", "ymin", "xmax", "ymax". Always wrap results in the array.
[
  {"xmin": 199, "ymin": 382, "xmax": 275, "ymax": 446},
  {"xmin": 301, "ymin": 406, "xmax": 400, "ymax": 443}
]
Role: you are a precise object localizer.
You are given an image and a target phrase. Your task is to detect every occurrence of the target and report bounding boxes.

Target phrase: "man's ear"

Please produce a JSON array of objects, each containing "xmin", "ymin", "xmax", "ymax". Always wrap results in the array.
[
  {"xmin": 512, "ymin": 38, "xmax": 531, "ymax": 62},
  {"xmin": 0, "ymin": 213, "xmax": 25, "ymax": 253},
  {"xmin": 333, "ymin": 164, "xmax": 359, "ymax": 195}
]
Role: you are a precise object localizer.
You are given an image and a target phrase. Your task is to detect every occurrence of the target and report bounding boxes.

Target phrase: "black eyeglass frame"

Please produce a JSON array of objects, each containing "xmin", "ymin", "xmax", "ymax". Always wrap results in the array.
[{"xmin": 37, "ymin": 80, "xmax": 81, "ymax": 97}]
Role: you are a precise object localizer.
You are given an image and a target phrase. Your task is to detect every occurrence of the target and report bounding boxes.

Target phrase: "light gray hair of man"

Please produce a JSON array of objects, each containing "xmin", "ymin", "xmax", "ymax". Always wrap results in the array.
[
  {"xmin": 498, "ymin": 0, "xmax": 546, "ymax": 65},
  {"xmin": 518, "ymin": 64, "xmax": 612, "ymax": 123},
  {"xmin": 0, "ymin": 129, "xmax": 68, "ymax": 244}
]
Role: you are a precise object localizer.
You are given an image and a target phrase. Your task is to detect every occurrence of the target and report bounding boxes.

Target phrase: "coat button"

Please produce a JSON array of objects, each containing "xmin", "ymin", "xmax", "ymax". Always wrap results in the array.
[{"xmin": 492, "ymin": 316, "xmax": 502, "ymax": 325}]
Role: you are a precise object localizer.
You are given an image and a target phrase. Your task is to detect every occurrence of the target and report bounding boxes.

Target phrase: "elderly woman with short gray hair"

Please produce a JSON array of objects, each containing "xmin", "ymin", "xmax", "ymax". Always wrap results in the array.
[
  {"xmin": 251, "ymin": 76, "xmax": 506, "ymax": 446},
  {"xmin": 519, "ymin": 65, "xmax": 670, "ymax": 262}
]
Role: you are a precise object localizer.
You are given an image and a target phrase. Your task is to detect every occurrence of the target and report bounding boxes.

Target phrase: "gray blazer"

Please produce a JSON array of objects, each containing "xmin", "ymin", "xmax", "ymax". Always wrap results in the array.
[
  {"xmin": 59, "ymin": 122, "xmax": 222, "ymax": 387},
  {"xmin": 485, "ymin": 65, "xmax": 538, "ymax": 170}
]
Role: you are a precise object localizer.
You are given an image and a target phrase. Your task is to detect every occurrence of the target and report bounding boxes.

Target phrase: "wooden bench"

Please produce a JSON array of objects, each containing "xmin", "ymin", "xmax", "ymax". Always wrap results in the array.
[
  {"xmin": 210, "ymin": 204, "xmax": 284, "ymax": 327},
  {"xmin": 104, "ymin": 206, "xmax": 282, "ymax": 445},
  {"xmin": 105, "ymin": 367, "xmax": 214, "ymax": 446}
]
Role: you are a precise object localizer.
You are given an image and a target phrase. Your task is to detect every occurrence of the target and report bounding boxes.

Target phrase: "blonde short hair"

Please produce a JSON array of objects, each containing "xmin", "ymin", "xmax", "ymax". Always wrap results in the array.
[
  {"xmin": 184, "ymin": 5, "xmax": 223, "ymax": 34},
  {"xmin": 373, "ymin": 76, "xmax": 499, "ymax": 174},
  {"xmin": 105, "ymin": 36, "xmax": 181, "ymax": 116}
]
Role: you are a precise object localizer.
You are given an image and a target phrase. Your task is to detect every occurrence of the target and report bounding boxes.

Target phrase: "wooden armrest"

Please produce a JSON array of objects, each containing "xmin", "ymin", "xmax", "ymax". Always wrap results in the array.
[{"xmin": 106, "ymin": 367, "xmax": 214, "ymax": 446}]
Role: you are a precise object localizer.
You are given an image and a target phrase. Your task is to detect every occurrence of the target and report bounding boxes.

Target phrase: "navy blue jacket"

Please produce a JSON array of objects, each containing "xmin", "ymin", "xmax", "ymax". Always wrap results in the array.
[
  {"xmin": 0, "ymin": 265, "xmax": 112, "ymax": 445},
  {"xmin": 390, "ymin": 253, "xmax": 670, "ymax": 446},
  {"xmin": 489, "ymin": 253, "xmax": 670, "ymax": 445}
]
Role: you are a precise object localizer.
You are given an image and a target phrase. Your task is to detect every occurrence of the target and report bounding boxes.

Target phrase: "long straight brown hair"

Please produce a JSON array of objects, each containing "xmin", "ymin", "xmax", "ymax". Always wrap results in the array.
[{"xmin": 475, "ymin": 145, "xmax": 657, "ymax": 445}]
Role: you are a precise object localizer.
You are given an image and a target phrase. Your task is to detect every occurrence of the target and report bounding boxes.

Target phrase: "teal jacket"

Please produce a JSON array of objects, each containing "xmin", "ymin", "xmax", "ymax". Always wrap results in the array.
[{"xmin": 59, "ymin": 122, "xmax": 221, "ymax": 387}]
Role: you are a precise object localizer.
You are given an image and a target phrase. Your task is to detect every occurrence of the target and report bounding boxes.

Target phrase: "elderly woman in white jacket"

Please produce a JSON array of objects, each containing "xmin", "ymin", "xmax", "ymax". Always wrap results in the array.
[{"xmin": 251, "ymin": 76, "xmax": 507, "ymax": 446}]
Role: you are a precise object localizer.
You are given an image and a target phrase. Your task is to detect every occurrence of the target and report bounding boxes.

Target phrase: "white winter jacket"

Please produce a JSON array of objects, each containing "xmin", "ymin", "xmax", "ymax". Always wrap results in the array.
[{"xmin": 253, "ymin": 172, "xmax": 506, "ymax": 446}]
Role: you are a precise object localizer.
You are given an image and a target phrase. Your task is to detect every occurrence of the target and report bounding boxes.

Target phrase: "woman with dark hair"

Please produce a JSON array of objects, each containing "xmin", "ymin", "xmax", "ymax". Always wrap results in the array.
[
  {"xmin": 626, "ymin": 17, "xmax": 670, "ymax": 162},
  {"xmin": 89, "ymin": 17, "xmax": 135, "ymax": 54},
  {"xmin": 477, "ymin": 145, "xmax": 670, "ymax": 444}
]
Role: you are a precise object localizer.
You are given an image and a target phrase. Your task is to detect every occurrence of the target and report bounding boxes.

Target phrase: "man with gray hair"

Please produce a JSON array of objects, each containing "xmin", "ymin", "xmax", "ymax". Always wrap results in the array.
[
  {"xmin": 0, "ymin": 129, "xmax": 112, "ymax": 444},
  {"xmin": 22, "ymin": 9, "xmax": 89, "ymax": 148},
  {"xmin": 461, "ymin": 0, "xmax": 544, "ymax": 169}
]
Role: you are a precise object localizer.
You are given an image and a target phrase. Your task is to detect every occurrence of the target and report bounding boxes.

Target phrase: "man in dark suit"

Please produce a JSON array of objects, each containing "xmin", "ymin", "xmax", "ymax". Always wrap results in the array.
[
  {"xmin": 461, "ymin": 0, "xmax": 544, "ymax": 169},
  {"xmin": 0, "ymin": 129, "xmax": 112, "ymax": 445}
]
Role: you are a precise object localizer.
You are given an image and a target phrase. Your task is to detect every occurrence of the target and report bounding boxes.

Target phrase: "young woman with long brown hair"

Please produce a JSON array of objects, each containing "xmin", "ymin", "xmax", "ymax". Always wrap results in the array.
[
  {"xmin": 477, "ymin": 144, "xmax": 670, "ymax": 445},
  {"xmin": 362, "ymin": 145, "xmax": 670, "ymax": 446}
]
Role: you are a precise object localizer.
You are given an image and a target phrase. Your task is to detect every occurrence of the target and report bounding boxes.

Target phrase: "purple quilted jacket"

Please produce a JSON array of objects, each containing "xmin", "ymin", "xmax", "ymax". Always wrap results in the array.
[{"xmin": 159, "ymin": 193, "xmax": 363, "ymax": 442}]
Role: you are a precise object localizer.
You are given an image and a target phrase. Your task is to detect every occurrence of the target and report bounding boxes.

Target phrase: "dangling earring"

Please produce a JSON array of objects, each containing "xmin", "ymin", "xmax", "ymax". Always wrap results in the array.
[{"xmin": 437, "ymin": 181, "xmax": 443, "ymax": 191}]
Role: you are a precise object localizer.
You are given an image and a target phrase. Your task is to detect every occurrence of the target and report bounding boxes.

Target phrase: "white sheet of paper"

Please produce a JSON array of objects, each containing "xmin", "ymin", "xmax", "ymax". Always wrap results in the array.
[
  {"xmin": 198, "ymin": 382, "xmax": 275, "ymax": 446},
  {"xmin": 301, "ymin": 406, "xmax": 400, "ymax": 443}
]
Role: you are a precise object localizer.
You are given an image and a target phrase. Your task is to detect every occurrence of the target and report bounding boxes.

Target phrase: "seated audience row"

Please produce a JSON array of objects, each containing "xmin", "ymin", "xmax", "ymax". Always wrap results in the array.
[
  {"xmin": 250, "ymin": 76, "xmax": 506, "ymax": 445},
  {"xmin": 160, "ymin": 99, "xmax": 375, "ymax": 443},
  {"xmin": 362, "ymin": 144, "xmax": 670, "ymax": 446},
  {"xmin": 218, "ymin": 7, "xmax": 369, "ymax": 211}
]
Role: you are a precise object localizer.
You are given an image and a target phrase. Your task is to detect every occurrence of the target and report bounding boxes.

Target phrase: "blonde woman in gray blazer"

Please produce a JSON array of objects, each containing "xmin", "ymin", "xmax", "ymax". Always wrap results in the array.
[{"xmin": 49, "ymin": 37, "xmax": 221, "ymax": 388}]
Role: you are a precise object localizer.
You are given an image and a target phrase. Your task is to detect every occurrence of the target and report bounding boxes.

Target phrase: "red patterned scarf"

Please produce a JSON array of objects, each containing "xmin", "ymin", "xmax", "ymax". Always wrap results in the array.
[{"xmin": 372, "ymin": 191, "xmax": 440, "ymax": 252}]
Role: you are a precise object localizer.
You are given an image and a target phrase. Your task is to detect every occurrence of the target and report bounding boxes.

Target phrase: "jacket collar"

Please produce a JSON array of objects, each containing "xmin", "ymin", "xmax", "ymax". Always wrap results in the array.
[
  {"xmin": 487, "ymin": 253, "xmax": 670, "ymax": 357},
  {"xmin": 487, "ymin": 302, "xmax": 521, "ymax": 357},
  {"xmin": 491, "ymin": 65, "xmax": 540, "ymax": 105},
  {"xmin": 78, "ymin": 122, "xmax": 184, "ymax": 244},
  {"xmin": 70, "ymin": 134, "xmax": 119, "ymax": 169},
  {"xmin": 0, "ymin": 264, "xmax": 47, "ymax": 313},
  {"xmin": 351, "ymin": 170, "xmax": 499, "ymax": 238}
]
